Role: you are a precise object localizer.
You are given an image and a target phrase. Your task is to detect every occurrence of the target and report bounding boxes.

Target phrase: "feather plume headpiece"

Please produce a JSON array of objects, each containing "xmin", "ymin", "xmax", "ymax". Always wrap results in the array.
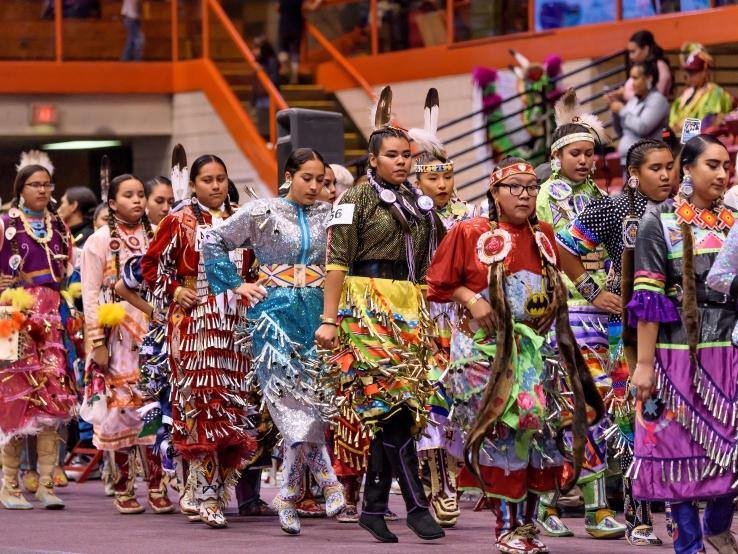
[
  {"xmin": 99, "ymin": 155, "xmax": 111, "ymax": 203},
  {"xmin": 16, "ymin": 150, "xmax": 54, "ymax": 176},
  {"xmin": 551, "ymin": 88, "xmax": 609, "ymax": 152},
  {"xmin": 408, "ymin": 88, "xmax": 453, "ymax": 172},
  {"xmin": 170, "ymin": 144, "xmax": 190, "ymax": 203}
]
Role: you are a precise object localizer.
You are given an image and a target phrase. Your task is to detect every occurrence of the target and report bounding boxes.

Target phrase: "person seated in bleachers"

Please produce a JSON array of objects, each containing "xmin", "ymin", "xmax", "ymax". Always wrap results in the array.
[
  {"xmin": 610, "ymin": 60, "xmax": 670, "ymax": 169},
  {"xmin": 669, "ymin": 43, "xmax": 735, "ymax": 138}
]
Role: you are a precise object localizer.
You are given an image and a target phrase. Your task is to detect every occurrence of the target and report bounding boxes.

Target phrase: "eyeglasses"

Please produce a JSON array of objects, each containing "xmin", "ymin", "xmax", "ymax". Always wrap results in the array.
[
  {"xmin": 496, "ymin": 183, "xmax": 540, "ymax": 197},
  {"xmin": 25, "ymin": 181, "xmax": 55, "ymax": 191}
]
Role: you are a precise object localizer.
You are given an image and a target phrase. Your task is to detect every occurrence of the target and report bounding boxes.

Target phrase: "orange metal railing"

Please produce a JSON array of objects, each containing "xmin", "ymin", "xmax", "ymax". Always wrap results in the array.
[
  {"xmin": 204, "ymin": 0, "xmax": 288, "ymax": 147},
  {"xmin": 305, "ymin": 22, "xmax": 376, "ymax": 102}
]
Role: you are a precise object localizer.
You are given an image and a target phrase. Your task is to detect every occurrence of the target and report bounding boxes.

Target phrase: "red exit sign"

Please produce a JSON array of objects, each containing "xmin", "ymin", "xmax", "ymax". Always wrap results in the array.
[{"xmin": 30, "ymin": 104, "xmax": 58, "ymax": 126}]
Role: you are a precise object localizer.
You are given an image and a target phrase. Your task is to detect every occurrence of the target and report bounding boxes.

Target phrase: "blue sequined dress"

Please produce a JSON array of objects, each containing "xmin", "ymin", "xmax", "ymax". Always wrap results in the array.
[{"xmin": 203, "ymin": 198, "xmax": 333, "ymax": 446}]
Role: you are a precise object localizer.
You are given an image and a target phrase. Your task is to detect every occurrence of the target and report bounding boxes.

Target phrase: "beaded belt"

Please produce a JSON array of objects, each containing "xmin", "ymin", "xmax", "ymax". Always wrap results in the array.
[{"xmin": 258, "ymin": 264, "xmax": 325, "ymax": 288}]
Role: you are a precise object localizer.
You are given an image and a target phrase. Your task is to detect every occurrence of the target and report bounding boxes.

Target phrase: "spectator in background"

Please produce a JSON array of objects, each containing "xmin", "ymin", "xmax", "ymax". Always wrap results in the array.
[
  {"xmin": 121, "ymin": 0, "xmax": 144, "ymax": 62},
  {"xmin": 58, "ymin": 186, "xmax": 98, "ymax": 248},
  {"xmin": 92, "ymin": 203, "xmax": 109, "ymax": 230},
  {"xmin": 144, "ymin": 177, "xmax": 174, "ymax": 226},
  {"xmin": 610, "ymin": 60, "xmax": 670, "ymax": 168},
  {"xmin": 253, "ymin": 36, "xmax": 281, "ymax": 141},
  {"xmin": 278, "ymin": 0, "xmax": 322, "ymax": 84},
  {"xmin": 329, "ymin": 163, "xmax": 354, "ymax": 200},
  {"xmin": 670, "ymin": 43, "xmax": 735, "ymax": 137},
  {"xmin": 317, "ymin": 165, "xmax": 337, "ymax": 203},
  {"xmin": 624, "ymin": 30, "xmax": 672, "ymax": 100}
]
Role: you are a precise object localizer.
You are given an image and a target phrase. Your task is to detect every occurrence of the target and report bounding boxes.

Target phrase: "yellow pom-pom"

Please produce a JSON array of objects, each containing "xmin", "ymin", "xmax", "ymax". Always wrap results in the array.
[
  {"xmin": 67, "ymin": 282, "xmax": 82, "ymax": 299},
  {"xmin": 0, "ymin": 287, "xmax": 35, "ymax": 312},
  {"xmin": 98, "ymin": 303, "xmax": 126, "ymax": 327}
]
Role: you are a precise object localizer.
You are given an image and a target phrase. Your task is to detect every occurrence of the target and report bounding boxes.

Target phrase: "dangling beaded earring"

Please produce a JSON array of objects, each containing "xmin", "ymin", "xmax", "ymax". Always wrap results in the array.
[
  {"xmin": 591, "ymin": 159, "xmax": 597, "ymax": 174},
  {"xmin": 278, "ymin": 179, "xmax": 292, "ymax": 196},
  {"xmin": 627, "ymin": 176, "xmax": 639, "ymax": 190},
  {"xmin": 680, "ymin": 174, "xmax": 693, "ymax": 198}
]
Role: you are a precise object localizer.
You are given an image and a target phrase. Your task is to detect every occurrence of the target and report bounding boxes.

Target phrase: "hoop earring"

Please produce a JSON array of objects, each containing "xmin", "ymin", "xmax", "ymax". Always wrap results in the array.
[
  {"xmin": 679, "ymin": 174, "xmax": 693, "ymax": 198},
  {"xmin": 627, "ymin": 176, "xmax": 639, "ymax": 190}
]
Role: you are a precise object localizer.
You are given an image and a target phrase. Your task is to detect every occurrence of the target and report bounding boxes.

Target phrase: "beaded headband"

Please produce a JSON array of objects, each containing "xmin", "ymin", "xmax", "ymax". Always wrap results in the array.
[
  {"xmin": 489, "ymin": 162, "xmax": 536, "ymax": 187},
  {"xmin": 550, "ymin": 132, "xmax": 595, "ymax": 154},
  {"xmin": 414, "ymin": 161, "xmax": 454, "ymax": 174}
]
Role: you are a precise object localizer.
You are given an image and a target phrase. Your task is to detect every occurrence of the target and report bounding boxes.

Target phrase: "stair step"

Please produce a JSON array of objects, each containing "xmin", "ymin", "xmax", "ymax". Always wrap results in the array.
[
  {"xmin": 281, "ymin": 84, "xmax": 323, "ymax": 92},
  {"xmin": 288, "ymin": 100, "xmax": 339, "ymax": 109}
]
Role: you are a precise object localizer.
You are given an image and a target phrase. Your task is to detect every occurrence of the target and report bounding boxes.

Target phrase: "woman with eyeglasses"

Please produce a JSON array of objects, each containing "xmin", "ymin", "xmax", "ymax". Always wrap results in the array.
[
  {"xmin": 535, "ymin": 90, "xmax": 627, "ymax": 540},
  {"xmin": 557, "ymin": 139, "xmax": 675, "ymax": 546},
  {"xmin": 0, "ymin": 164, "xmax": 77, "ymax": 510},
  {"xmin": 426, "ymin": 157, "xmax": 603, "ymax": 554}
]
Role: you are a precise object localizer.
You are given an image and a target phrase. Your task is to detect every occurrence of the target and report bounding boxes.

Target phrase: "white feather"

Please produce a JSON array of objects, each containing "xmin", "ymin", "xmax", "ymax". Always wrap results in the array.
[
  {"xmin": 16, "ymin": 150, "xmax": 54, "ymax": 175},
  {"xmin": 407, "ymin": 127, "xmax": 446, "ymax": 159},
  {"xmin": 170, "ymin": 165, "xmax": 190, "ymax": 203},
  {"xmin": 511, "ymin": 49, "xmax": 530, "ymax": 69}
]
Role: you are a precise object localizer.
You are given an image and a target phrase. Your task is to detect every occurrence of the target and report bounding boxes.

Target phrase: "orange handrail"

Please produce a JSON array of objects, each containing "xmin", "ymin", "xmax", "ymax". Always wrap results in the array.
[
  {"xmin": 205, "ymin": 0, "xmax": 287, "ymax": 147},
  {"xmin": 306, "ymin": 22, "xmax": 376, "ymax": 102},
  {"xmin": 205, "ymin": 0, "xmax": 287, "ymax": 112}
]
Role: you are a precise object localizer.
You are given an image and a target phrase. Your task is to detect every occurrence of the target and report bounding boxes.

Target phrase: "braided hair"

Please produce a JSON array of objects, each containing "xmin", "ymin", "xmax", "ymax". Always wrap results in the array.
[
  {"xmin": 11, "ymin": 164, "xmax": 70, "ymax": 282},
  {"xmin": 107, "ymin": 174, "xmax": 154, "ymax": 298},
  {"xmin": 465, "ymin": 157, "xmax": 603, "ymax": 495},
  {"xmin": 190, "ymin": 154, "xmax": 234, "ymax": 226},
  {"xmin": 677, "ymin": 134, "xmax": 729, "ymax": 369}
]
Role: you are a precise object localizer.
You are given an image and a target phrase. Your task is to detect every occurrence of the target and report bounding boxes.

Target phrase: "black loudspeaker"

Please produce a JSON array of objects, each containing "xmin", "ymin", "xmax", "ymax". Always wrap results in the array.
[{"xmin": 276, "ymin": 108, "xmax": 345, "ymax": 194}]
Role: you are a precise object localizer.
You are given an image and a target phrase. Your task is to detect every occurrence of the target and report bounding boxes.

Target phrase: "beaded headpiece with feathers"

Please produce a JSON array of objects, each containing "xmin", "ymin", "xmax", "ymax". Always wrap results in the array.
[
  {"xmin": 16, "ymin": 150, "xmax": 54, "ymax": 176},
  {"xmin": 552, "ymin": 88, "xmax": 609, "ymax": 152}
]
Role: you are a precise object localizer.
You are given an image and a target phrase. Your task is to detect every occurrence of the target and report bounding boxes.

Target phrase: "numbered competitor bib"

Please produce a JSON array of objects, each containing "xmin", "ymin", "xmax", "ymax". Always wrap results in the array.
[{"xmin": 327, "ymin": 204, "xmax": 355, "ymax": 227}]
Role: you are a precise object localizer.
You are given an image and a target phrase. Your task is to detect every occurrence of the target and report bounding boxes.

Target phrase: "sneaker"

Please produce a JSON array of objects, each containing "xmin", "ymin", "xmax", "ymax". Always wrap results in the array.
[
  {"xmin": 22, "ymin": 470, "xmax": 39, "ymax": 493},
  {"xmin": 584, "ymin": 509, "xmax": 627, "ymax": 539},
  {"xmin": 384, "ymin": 509, "xmax": 399, "ymax": 521},
  {"xmin": 65, "ymin": 456, "xmax": 101, "ymax": 482},
  {"xmin": 336, "ymin": 504, "xmax": 359, "ymax": 523},
  {"xmin": 536, "ymin": 506, "xmax": 574, "ymax": 537},
  {"xmin": 626, "ymin": 524, "xmax": 663, "ymax": 546},
  {"xmin": 496, "ymin": 525, "xmax": 539, "ymax": 553},
  {"xmin": 705, "ymin": 530, "xmax": 738, "ymax": 554}
]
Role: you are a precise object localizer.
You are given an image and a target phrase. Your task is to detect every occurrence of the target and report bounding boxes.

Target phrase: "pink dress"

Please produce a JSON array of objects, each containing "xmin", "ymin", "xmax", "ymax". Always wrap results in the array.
[{"xmin": 81, "ymin": 224, "xmax": 154, "ymax": 450}]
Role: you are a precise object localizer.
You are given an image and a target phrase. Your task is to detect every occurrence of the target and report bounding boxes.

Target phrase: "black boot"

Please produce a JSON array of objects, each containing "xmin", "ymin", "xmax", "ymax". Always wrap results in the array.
[
  {"xmin": 382, "ymin": 413, "xmax": 445, "ymax": 541},
  {"xmin": 359, "ymin": 437, "xmax": 398, "ymax": 543}
]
